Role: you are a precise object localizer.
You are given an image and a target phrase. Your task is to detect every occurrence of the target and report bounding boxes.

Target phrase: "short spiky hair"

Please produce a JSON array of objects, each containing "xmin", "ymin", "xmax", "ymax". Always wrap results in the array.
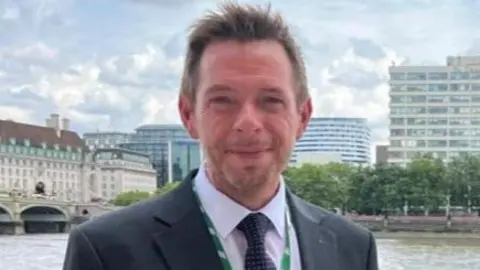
[{"xmin": 180, "ymin": 1, "xmax": 309, "ymax": 104}]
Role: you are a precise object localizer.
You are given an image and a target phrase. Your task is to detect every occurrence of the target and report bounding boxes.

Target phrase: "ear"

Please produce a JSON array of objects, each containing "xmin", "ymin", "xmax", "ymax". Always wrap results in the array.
[
  {"xmin": 178, "ymin": 94, "xmax": 199, "ymax": 139},
  {"xmin": 296, "ymin": 98, "xmax": 312, "ymax": 140}
]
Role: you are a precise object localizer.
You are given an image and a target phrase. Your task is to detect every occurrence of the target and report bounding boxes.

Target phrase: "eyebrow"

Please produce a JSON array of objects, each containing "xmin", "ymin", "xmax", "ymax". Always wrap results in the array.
[
  {"xmin": 205, "ymin": 84, "xmax": 233, "ymax": 95},
  {"xmin": 206, "ymin": 85, "xmax": 285, "ymax": 93},
  {"xmin": 259, "ymin": 87, "xmax": 284, "ymax": 95}
]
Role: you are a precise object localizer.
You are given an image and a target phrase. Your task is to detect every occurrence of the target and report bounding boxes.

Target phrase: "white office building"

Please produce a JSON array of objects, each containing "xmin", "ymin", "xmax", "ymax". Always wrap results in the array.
[
  {"xmin": 88, "ymin": 149, "xmax": 157, "ymax": 201},
  {"xmin": 83, "ymin": 132, "xmax": 132, "ymax": 151},
  {"xmin": 388, "ymin": 56, "xmax": 480, "ymax": 165}
]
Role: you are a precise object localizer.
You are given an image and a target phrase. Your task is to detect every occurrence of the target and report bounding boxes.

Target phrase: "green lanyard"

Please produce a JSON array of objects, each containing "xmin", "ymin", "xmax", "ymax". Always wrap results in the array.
[{"xmin": 193, "ymin": 185, "xmax": 291, "ymax": 270}]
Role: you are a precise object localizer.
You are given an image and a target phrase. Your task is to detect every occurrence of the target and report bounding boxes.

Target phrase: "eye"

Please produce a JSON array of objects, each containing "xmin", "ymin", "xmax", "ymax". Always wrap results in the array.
[
  {"xmin": 209, "ymin": 96, "xmax": 236, "ymax": 111},
  {"xmin": 211, "ymin": 96, "xmax": 233, "ymax": 104},
  {"xmin": 260, "ymin": 96, "xmax": 285, "ymax": 112},
  {"xmin": 261, "ymin": 96, "xmax": 285, "ymax": 106},
  {"xmin": 264, "ymin": 97, "xmax": 283, "ymax": 103}
]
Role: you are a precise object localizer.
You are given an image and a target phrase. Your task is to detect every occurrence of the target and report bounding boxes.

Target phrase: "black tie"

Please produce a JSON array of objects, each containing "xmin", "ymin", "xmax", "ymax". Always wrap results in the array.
[{"xmin": 237, "ymin": 213, "xmax": 276, "ymax": 270}]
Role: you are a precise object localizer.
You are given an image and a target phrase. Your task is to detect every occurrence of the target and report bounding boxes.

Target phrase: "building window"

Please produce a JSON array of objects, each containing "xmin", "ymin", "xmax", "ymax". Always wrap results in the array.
[
  {"xmin": 389, "ymin": 151, "xmax": 403, "ymax": 159},
  {"xmin": 406, "ymin": 72, "xmax": 426, "ymax": 80},
  {"xmin": 450, "ymin": 72, "xmax": 469, "ymax": 80},
  {"xmin": 428, "ymin": 72, "xmax": 448, "ymax": 80},
  {"xmin": 390, "ymin": 73, "xmax": 405, "ymax": 80}
]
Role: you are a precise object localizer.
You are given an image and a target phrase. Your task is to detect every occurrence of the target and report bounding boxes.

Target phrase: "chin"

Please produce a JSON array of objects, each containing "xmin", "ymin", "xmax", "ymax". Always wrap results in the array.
[
  {"xmin": 229, "ymin": 161, "xmax": 267, "ymax": 173},
  {"xmin": 227, "ymin": 174, "xmax": 267, "ymax": 191},
  {"xmin": 230, "ymin": 153, "xmax": 271, "ymax": 165},
  {"xmin": 227, "ymin": 163, "xmax": 273, "ymax": 180}
]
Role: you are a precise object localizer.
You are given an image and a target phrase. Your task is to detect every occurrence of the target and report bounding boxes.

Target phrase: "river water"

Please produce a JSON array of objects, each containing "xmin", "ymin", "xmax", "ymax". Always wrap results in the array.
[{"xmin": 1, "ymin": 233, "xmax": 479, "ymax": 270}]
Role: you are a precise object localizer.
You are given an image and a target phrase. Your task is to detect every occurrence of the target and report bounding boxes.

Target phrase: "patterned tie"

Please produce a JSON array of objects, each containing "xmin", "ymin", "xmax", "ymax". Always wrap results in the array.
[{"xmin": 237, "ymin": 213, "xmax": 276, "ymax": 270}]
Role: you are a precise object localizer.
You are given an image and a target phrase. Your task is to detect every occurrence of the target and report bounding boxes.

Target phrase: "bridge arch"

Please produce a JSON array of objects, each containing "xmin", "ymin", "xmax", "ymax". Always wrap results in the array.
[
  {"xmin": 0, "ymin": 203, "xmax": 13, "ymax": 222},
  {"xmin": 20, "ymin": 204, "xmax": 69, "ymax": 222},
  {"xmin": 20, "ymin": 205, "xmax": 69, "ymax": 233}
]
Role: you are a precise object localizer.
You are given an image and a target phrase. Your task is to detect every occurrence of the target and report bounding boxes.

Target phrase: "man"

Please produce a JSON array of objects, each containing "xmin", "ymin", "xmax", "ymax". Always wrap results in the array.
[{"xmin": 63, "ymin": 2, "xmax": 379, "ymax": 270}]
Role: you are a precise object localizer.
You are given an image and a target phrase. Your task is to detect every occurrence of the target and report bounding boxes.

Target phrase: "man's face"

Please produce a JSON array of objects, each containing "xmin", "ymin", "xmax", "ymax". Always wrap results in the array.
[{"xmin": 179, "ymin": 40, "xmax": 311, "ymax": 191}]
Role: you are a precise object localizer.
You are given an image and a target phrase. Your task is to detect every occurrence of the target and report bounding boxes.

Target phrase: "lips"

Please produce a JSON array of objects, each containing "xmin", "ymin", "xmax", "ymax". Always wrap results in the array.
[
  {"xmin": 226, "ymin": 149, "xmax": 270, "ymax": 159},
  {"xmin": 226, "ymin": 148, "xmax": 269, "ymax": 154}
]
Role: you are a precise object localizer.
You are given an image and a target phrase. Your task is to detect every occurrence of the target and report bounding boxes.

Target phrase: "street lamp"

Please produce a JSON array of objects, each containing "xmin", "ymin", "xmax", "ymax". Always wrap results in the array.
[{"xmin": 468, "ymin": 184, "xmax": 472, "ymax": 214}]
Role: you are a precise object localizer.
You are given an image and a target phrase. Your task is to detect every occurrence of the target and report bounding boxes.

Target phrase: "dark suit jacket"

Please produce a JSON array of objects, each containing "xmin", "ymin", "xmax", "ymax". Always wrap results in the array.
[{"xmin": 63, "ymin": 169, "xmax": 379, "ymax": 270}]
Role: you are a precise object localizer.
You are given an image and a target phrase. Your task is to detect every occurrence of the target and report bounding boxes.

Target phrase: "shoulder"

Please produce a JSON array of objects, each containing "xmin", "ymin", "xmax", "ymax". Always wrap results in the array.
[
  {"xmin": 74, "ymin": 178, "xmax": 194, "ymax": 239},
  {"xmin": 291, "ymin": 194, "xmax": 373, "ymax": 244},
  {"xmin": 291, "ymin": 195, "xmax": 378, "ymax": 267},
  {"xmin": 63, "ymin": 197, "xmax": 170, "ymax": 269},
  {"xmin": 72, "ymin": 196, "xmax": 164, "ymax": 241}
]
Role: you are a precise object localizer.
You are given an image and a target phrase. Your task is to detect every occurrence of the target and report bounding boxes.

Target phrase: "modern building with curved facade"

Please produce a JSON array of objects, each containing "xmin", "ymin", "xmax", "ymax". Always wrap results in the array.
[{"xmin": 290, "ymin": 117, "xmax": 371, "ymax": 165}]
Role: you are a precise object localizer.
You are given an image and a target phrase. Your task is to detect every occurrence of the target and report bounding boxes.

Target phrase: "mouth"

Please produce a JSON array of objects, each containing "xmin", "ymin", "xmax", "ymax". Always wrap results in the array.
[{"xmin": 226, "ymin": 149, "xmax": 271, "ymax": 157}]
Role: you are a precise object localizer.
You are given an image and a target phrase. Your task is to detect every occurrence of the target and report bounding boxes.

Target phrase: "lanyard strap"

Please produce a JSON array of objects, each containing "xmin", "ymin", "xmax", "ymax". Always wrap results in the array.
[{"xmin": 193, "ymin": 185, "xmax": 291, "ymax": 270}]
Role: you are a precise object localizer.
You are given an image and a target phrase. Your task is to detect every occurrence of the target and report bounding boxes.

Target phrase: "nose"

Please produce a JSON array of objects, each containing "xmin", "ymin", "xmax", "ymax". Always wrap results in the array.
[{"xmin": 232, "ymin": 103, "xmax": 262, "ymax": 134}]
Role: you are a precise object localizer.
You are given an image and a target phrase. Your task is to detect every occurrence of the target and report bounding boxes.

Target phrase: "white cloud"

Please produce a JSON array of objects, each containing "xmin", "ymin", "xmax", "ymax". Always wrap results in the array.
[
  {"xmin": 0, "ymin": 105, "xmax": 33, "ymax": 123},
  {"xmin": 309, "ymin": 43, "xmax": 404, "ymax": 147},
  {"xmin": 10, "ymin": 42, "xmax": 58, "ymax": 60},
  {"xmin": 2, "ymin": 0, "xmax": 480, "ymax": 161},
  {"xmin": 2, "ymin": 7, "xmax": 20, "ymax": 20},
  {"xmin": 65, "ymin": 109, "xmax": 112, "ymax": 131},
  {"xmin": 141, "ymin": 91, "xmax": 180, "ymax": 125}
]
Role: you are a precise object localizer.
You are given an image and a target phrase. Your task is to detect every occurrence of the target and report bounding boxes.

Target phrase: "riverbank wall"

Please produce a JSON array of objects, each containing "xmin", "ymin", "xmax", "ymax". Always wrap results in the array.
[{"xmin": 350, "ymin": 215, "xmax": 480, "ymax": 233}]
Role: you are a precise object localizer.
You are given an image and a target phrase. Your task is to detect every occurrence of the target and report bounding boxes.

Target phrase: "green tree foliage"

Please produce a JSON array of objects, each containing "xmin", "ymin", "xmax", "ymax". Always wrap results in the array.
[
  {"xmin": 285, "ymin": 154, "xmax": 480, "ymax": 215},
  {"xmin": 285, "ymin": 164, "xmax": 346, "ymax": 210},
  {"xmin": 154, "ymin": 182, "xmax": 181, "ymax": 197},
  {"xmin": 111, "ymin": 182, "xmax": 181, "ymax": 206},
  {"xmin": 111, "ymin": 154, "xmax": 480, "ymax": 214},
  {"xmin": 446, "ymin": 154, "xmax": 480, "ymax": 212},
  {"xmin": 111, "ymin": 190, "xmax": 151, "ymax": 206},
  {"xmin": 406, "ymin": 153, "xmax": 448, "ymax": 215}
]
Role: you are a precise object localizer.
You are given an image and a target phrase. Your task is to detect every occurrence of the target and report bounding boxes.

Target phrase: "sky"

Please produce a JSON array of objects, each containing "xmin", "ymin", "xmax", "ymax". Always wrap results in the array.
[{"xmin": 1, "ymin": 0, "xmax": 480, "ymax": 158}]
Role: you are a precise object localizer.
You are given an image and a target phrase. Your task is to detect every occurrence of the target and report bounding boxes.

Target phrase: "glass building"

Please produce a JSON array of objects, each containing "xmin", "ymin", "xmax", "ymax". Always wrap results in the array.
[
  {"xmin": 120, "ymin": 124, "xmax": 201, "ymax": 186},
  {"xmin": 389, "ymin": 56, "xmax": 480, "ymax": 165},
  {"xmin": 169, "ymin": 140, "xmax": 202, "ymax": 182},
  {"xmin": 290, "ymin": 117, "xmax": 371, "ymax": 165}
]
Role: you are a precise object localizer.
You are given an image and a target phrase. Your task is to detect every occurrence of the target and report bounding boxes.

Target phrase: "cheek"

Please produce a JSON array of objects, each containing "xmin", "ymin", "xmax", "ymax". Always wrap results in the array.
[
  {"xmin": 267, "ymin": 117, "xmax": 296, "ymax": 145},
  {"xmin": 197, "ymin": 111, "xmax": 228, "ymax": 143}
]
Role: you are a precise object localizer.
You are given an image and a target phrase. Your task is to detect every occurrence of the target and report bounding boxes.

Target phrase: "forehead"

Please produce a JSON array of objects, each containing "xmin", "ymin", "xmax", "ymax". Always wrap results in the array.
[{"xmin": 197, "ymin": 40, "xmax": 293, "ymax": 92}]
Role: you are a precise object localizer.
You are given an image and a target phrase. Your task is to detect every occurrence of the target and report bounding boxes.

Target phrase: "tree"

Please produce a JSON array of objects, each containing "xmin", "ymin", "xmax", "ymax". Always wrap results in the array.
[
  {"xmin": 447, "ymin": 153, "xmax": 480, "ymax": 212},
  {"xmin": 154, "ymin": 182, "xmax": 181, "ymax": 197},
  {"xmin": 347, "ymin": 166, "xmax": 378, "ymax": 215},
  {"xmin": 111, "ymin": 190, "xmax": 151, "ymax": 206},
  {"xmin": 371, "ymin": 164, "xmax": 406, "ymax": 217},
  {"xmin": 108, "ymin": 155, "xmax": 480, "ymax": 214},
  {"xmin": 285, "ymin": 164, "xmax": 343, "ymax": 210},
  {"xmin": 406, "ymin": 154, "xmax": 448, "ymax": 215},
  {"xmin": 322, "ymin": 162, "xmax": 354, "ymax": 213}
]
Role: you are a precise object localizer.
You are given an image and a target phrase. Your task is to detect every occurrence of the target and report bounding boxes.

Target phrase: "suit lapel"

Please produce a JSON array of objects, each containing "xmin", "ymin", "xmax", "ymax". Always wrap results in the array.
[
  {"xmin": 151, "ymin": 170, "xmax": 223, "ymax": 270},
  {"xmin": 287, "ymin": 191, "xmax": 340, "ymax": 270}
]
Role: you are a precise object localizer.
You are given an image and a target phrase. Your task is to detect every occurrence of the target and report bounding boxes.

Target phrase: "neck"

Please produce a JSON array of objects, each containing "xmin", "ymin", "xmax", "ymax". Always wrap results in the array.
[{"xmin": 205, "ymin": 166, "xmax": 280, "ymax": 211}]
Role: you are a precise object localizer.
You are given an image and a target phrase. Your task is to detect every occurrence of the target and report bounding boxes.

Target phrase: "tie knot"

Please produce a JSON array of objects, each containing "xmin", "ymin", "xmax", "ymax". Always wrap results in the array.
[{"xmin": 237, "ymin": 213, "xmax": 272, "ymax": 245}]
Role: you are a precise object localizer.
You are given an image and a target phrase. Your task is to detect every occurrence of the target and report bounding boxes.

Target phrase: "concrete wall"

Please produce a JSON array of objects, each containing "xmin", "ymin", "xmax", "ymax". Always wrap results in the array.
[{"xmin": 350, "ymin": 216, "xmax": 480, "ymax": 233}]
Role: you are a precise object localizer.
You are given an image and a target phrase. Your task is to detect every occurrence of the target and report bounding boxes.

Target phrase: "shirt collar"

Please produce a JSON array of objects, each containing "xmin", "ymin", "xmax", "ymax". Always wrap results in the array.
[{"xmin": 194, "ymin": 163, "xmax": 286, "ymax": 239}]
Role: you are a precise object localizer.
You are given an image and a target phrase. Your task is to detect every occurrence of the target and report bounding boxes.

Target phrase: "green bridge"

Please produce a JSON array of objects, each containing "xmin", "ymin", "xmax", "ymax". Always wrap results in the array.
[{"xmin": 0, "ymin": 193, "xmax": 118, "ymax": 235}]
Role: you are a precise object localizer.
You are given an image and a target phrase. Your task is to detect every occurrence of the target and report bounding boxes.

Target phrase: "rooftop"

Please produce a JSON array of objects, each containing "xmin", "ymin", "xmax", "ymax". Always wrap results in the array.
[
  {"xmin": 135, "ymin": 124, "xmax": 185, "ymax": 131},
  {"xmin": 0, "ymin": 119, "xmax": 86, "ymax": 151}
]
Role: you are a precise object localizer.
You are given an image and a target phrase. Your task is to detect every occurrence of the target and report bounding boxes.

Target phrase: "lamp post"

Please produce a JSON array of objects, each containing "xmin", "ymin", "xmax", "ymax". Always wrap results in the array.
[{"xmin": 467, "ymin": 184, "xmax": 472, "ymax": 214}]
